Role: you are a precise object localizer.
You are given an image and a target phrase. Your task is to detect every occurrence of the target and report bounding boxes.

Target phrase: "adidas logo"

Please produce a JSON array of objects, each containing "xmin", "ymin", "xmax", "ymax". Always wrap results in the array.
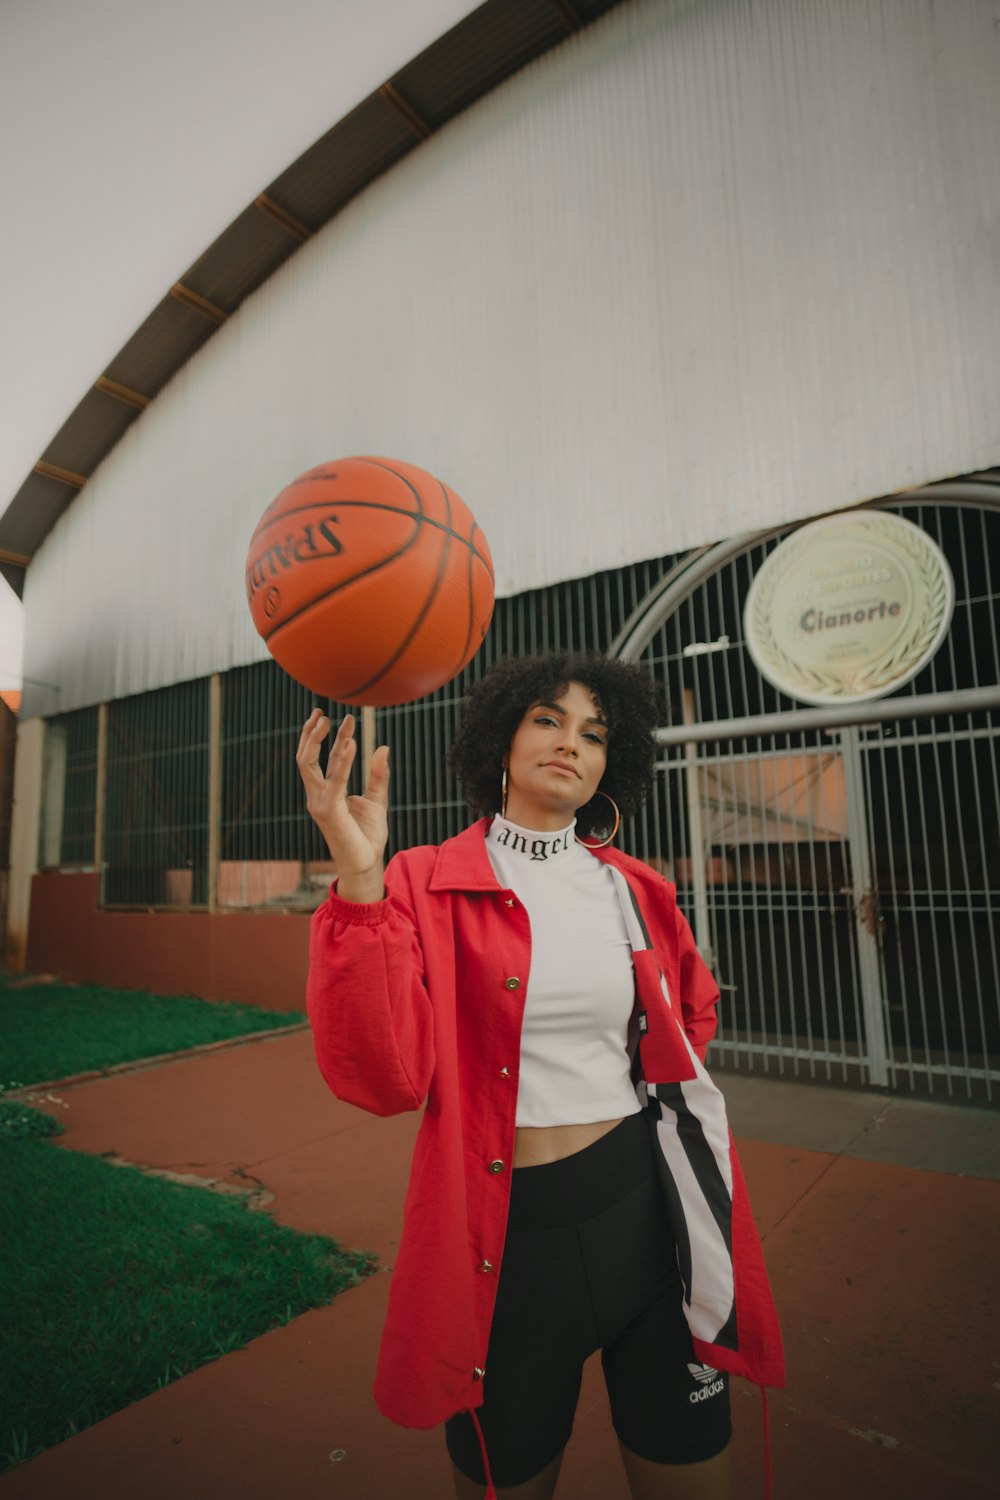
[{"xmin": 687, "ymin": 1362, "xmax": 725, "ymax": 1403}]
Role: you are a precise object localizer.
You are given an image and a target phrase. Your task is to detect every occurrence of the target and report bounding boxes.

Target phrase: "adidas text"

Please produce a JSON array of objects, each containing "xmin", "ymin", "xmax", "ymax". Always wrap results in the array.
[{"xmin": 689, "ymin": 1378, "xmax": 725, "ymax": 1403}]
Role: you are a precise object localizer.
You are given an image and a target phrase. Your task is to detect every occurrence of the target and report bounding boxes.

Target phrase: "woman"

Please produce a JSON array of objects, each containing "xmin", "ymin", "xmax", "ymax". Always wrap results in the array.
[{"xmin": 298, "ymin": 652, "xmax": 784, "ymax": 1500}]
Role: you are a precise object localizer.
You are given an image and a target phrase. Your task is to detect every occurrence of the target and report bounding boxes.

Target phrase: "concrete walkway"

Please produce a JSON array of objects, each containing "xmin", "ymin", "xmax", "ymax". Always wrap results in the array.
[{"xmin": 3, "ymin": 1031, "xmax": 998, "ymax": 1500}]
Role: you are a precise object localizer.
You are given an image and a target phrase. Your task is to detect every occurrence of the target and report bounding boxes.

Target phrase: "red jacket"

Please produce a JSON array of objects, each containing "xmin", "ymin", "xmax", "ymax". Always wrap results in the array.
[{"xmin": 307, "ymin": 820, "xmax": 785, "ymax": 1429}]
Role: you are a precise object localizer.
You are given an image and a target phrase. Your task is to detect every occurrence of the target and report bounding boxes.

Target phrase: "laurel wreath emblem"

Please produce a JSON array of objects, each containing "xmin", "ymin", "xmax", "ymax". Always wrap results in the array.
[{"xmin": 746, "ymin": 514, "xmax": 953, "ymax": 704}]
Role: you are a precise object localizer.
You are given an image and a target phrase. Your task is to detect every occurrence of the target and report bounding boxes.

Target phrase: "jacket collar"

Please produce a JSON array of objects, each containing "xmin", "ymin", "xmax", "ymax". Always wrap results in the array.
[
  {"xmin": 428, "ymin": 819, "xmax": 503, "ymax": 892},
  {"xmin": 427, "ymin": 816, "xmax": 630, "ymax": 893}
]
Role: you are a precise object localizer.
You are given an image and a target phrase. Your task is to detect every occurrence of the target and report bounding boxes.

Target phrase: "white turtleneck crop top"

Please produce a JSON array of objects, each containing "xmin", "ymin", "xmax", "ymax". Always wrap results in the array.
[{"xmin": 485, "ymin": 814, "xmax": 641, "ymax": 1128}]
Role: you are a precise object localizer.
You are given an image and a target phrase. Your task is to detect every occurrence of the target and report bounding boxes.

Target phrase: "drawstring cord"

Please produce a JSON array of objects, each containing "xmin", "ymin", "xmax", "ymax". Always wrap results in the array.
[{"xmin": 468, "ymin": 1407, "xmax": 497, "ymax": 1500}]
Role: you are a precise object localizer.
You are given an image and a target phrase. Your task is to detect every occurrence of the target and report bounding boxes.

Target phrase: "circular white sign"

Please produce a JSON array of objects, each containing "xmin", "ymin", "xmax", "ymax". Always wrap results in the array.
[{"xmin": 744, "ymin": 511, "xmax": 954, "ymax": 705}]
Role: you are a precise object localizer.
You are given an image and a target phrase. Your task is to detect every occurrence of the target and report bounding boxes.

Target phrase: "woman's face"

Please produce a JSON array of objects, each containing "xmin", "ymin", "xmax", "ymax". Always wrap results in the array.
[{"xmin": 503, "ymin": 680, "xmax": 608, "ymax": 831}]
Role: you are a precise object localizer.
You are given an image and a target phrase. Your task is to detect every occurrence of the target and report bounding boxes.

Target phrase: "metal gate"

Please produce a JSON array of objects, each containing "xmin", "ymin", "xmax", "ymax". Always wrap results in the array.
[{"xmin": 615, "ymin": 478, "xmax": 1000, "ymax": 1102}]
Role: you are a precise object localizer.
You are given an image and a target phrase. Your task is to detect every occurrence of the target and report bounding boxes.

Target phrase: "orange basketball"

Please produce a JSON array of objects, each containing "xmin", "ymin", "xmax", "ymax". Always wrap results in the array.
[{"xmin": 245, "ymin": 456, "xmax": 495, "ymax": 706}]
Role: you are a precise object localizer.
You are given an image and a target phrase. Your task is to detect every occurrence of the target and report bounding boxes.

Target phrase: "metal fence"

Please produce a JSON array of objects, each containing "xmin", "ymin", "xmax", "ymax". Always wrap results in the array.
[
  {"xmin": 38, "ymin": 550, "xmax": 683, "ymax": 907},
  {"xmin": 34, "ymin": 489, "xmax": 999, "ymax": 1100},
  {"xmin": 623, "ymin": 491, "xmax": 1000, "ymax": 1102},
  {"xmin": 104, "ymin": 683, "xmax": 211, "ymax": 906}
]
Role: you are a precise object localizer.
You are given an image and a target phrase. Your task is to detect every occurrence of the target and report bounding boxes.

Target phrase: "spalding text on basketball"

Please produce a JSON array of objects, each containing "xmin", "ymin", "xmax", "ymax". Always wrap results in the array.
[{"xmin": 245, "ymin": 517, "xmax": 343, "ymax": 605}]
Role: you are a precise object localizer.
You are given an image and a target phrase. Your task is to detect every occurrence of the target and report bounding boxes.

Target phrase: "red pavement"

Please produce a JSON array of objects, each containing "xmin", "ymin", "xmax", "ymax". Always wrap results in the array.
[{"xmin": 3, "ymin": 1030, "xmax": 998, "ymax": 1500}]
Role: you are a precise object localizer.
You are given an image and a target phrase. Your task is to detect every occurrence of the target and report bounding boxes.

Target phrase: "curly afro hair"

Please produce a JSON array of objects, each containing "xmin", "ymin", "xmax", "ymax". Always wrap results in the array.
[{"xmin": 449, "ymin": 652, "xmax": 664, "ymax": 838}]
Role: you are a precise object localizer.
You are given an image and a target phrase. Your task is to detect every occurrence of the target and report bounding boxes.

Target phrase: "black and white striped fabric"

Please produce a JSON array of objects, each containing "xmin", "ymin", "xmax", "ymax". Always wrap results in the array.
[{"xmin": 607, "ymin": 866, "xmax": 738, "ymax": 1353}]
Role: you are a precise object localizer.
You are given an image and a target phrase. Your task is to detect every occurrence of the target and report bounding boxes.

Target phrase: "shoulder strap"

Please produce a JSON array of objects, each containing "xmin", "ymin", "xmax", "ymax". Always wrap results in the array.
[{"xmin": 607, "ymin": 864, "xmax": 739, "ymax": 1351}]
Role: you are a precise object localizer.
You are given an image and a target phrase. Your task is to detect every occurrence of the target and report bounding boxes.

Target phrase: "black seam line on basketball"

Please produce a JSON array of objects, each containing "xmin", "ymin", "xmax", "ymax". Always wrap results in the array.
[
  {"xmin": 351, "ymin": 456, "xmax": 427, "ymax": 525},
  {"xmin": 259, "ymin": 490, "xmax": 488, "ymax": 647},
  {"xmin": 456, "ymin": 514, "xmax": 477, "ymax": 676},
  {"xmin": 250, "ymin": 498, "xmax": 492, "ymax": 577},
  {"xmin": 261, "ymin": 466, "xmax": 428, "ymax": 642},
  {"xmin": 258, "ymin": 455, "xmax": 427, "ymax": 551},
  {"xmin": 262, "ymin": 538, "xmax": 422, "ymax": 644},
  {"xmin": 445, "ymin": 482, "xmax": 474, "ymax": 681},
  {"xmin": 264, "ymin": 456, "xmax": 485, "ymax": 584},
  {"xmin": 439, "ymin": 478, "xmax": 470, "ymax": 682},
  {"xmin": 340, "ymin": 491, "xmax": 455, "ymax": 700},
  {"xmin": 252, "ymin": 499, "xmax": 481, "ymax": 553},
  {"xmin": 247, "ymin": 496, "xmax": 419, "ymax": 547},
  {"xmin": 452, "ymin": 522, "xmax": 488, "ymax": 681}
]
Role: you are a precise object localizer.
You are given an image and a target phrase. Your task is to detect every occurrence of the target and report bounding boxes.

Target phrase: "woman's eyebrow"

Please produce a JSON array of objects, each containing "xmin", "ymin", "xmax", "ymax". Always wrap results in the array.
[{"xmin": 535, "ymin": 700, "xmax": 608, "ymax": 726}]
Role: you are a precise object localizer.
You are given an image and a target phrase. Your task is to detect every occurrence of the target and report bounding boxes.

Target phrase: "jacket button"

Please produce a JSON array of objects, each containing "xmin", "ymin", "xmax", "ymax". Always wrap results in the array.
[
  {"xmin": 505, "ymin": 977, "xmax": 520, "ymax": 990},
  {"xmin": 478, "ymin": 1260, "xmax": 494, "ymax": 1274},
  {"xmin": 488, "ymin": 1159, "xmax": 505, "ymax": 1174},
  {"xmin": 504, "ymin": 897, "xmax": 515, "ymax": 908},
  {"xmin": 499, "ymin": 1066, "xmax": 511, "ymax": 1078},
  {"xmin": 473, "ymin": 1367, "xmax": 486, "ymax": 1380}
]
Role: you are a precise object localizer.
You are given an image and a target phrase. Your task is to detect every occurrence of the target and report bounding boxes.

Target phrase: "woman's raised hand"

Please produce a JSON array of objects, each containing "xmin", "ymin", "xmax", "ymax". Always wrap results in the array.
[{"xmin": 296, "ymin": 709, "xmax": 389, "ymax": 902}]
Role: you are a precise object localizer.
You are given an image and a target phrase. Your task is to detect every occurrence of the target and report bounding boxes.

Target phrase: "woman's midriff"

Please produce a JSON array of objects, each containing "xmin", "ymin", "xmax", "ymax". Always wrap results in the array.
[{"xmin": 513, "ymin": 1116, "xmax": 625, "ymax": 1168}]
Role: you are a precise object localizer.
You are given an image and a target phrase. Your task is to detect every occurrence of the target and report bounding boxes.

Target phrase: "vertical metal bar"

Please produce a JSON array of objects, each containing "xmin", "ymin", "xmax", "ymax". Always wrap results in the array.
[
  {"xmin": 742, "ymin": 742, "xmax": 771, "ymax": 1074},
  {"xmin": 682, "ymin": 689, "xmax": 713, "ymax": 965},
  {"xmin": 729, "ymin": 752, "xmax": 755, "ymax": 1071},
  {"xmin": 361, "ymin": 705, "xmax": 376, "ymax": 788},
  {"xmin": 977, "ymin": 720, "xmax": 1000, "ymax": 1110},
  {"xmin": 840, "ymin": 725, "xmax": 890, "ymax": 1085},
  {"xmin": 733, "ymin": 549, "xmax": 756, "ymax": 722},
  {"xmin": 95, "ymin": 702, "xmax": 108, "ymax": 899},
  {"xmin": 768, "ymin": 734, "xmax": 805, "ymax": 1069},
  {"xmin": 954, "ymin": 503, "xmax": 977, "ymax": 688},
  {"xmin": 757, "ymin": 737, "xmax": 785, "ymax": 1074},
  {"xmin": 732, "ymin": 550, "xmax": 764, "ymax": 1074},
  {"xmin": 890, "ymin": 727, "xmax": 929, "ymax": 1091},
  {"xmin": 207, "ymin": 674, "xmax": 221, "ymax": 912},
  {"xmin": 419, "ymin": 699, "xmax": 432, "ymax": 846},
  {"xmin": 912, "ymin": 723, "xmax": 955, "ymax": 1096},
  {"xmin": 865, "ymin": 730, "xmax": 905, "ymax": 1089},
  {"xmin": 816, "ymin": 747, "xmax": 848, "ymax": 1082},
  {"xmin": 158, "ymin": 686, "xmax": 166, "ymax": 902},
  {"xmin": 978, "ymin": 508, "xmax": 1000, "ymax": 683},
  {"xmin": 940, "ymin": 722, "xmax": 975, "ymax": 1094},
  {"xmin": 964, "ymin": 721, "xmax": 998, "ymax": 1099},
  {"xmin": 402, "ymin": 701, "xmax": 413, "ymax": 852}
]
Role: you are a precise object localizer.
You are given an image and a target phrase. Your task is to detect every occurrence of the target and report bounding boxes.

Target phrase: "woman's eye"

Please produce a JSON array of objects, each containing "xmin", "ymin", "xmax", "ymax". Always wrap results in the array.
[
  {"xmin": 534, "ymin": 715, "xmax": 558, "ymax": 726},
  {"xmin": 584, "ymin": 731, "xmax": 607, "ymax": 745}
]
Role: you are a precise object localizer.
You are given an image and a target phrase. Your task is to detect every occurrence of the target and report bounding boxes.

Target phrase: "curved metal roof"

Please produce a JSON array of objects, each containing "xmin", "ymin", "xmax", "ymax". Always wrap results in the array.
[{"xmin": 0, "ymin": 0, "xmax": 623, "ymax": 597}]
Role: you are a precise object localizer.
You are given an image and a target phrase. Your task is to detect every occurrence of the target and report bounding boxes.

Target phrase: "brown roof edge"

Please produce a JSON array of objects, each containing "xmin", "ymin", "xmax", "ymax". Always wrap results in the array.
[{"xmin": 0, "ymin": 0, "xmax": 625, "ymax": 586}]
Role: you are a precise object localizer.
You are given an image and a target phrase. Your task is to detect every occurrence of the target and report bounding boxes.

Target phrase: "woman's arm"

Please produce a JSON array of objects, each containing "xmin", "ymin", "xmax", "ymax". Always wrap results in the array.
[
  {"xmin": 307, "ymin": 865, "xmax": 435, "ymax": 1117},
  {"xmin": 297, "ymin": 711, "xmax": 435, "ymax": 1116}
]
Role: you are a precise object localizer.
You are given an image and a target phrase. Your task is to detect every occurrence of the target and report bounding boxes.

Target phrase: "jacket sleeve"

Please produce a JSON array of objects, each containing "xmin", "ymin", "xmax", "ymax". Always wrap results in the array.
[
  {"xmin": 306, "ymin": 857, "xmax": 435, "ymax": 1118},
  {"xmin": 674, "ymin": 902, "xmax": 720, "ymax": 1062}
]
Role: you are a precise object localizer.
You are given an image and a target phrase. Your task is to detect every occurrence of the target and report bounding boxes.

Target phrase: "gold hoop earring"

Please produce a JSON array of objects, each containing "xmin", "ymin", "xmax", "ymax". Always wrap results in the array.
[
  {"xmin": 501, "ymin": 767, "xmax": 509, "ymax": 818},
  {"xmin": 579, "ymin": 790, "xmax": 621, "ymax": 849}
]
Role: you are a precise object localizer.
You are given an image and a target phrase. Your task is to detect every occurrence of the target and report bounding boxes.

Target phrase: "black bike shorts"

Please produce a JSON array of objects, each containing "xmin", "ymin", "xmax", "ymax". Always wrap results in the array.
[{"xmin": 445, "ymin": 1110, "xmax": 731, "ymax": 1488}]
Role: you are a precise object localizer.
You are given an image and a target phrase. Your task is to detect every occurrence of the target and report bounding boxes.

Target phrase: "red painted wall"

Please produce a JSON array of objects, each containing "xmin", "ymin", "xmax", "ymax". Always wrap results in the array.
[{"xmin": 27, "ymin": 872, "xmax": 311, "ymax": 1012}]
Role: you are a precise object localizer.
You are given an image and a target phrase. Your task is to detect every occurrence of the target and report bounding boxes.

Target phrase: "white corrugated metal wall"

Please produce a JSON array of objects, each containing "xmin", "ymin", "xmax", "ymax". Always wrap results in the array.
[{"xmin": 21, "ymin": 0, "xmax": 1000, "ymax": 719}]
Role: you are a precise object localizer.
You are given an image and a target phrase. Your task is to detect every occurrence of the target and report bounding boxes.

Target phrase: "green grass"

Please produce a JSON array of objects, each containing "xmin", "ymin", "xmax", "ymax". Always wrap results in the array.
[
  {"xmin": 0, "ymin": 974, "xmax": 305, "ymax": 1088},
  {"xmin": 0, "ymin": 1120, "xmax": 374, "ymax": 1472},
  {"xmin": 0, "ymin": 1098, "xmax": 65, "ymax": 1140}
]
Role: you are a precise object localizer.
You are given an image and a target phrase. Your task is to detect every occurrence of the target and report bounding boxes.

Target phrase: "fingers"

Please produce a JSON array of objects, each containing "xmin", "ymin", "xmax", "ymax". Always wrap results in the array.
[
  {"xmin": 329, "ymin": 720, "xmax": 358, "ymax": 788},
  {"xmin": 295, "ymin": 707, "xmax": 328, "ymax": 766},
  {"xmin": 296, "ymin": 709, "xmax": 354, "ymax": 798},
  {"xmin": 365, "ymin": 743, "xmax": 391, "ymax": 809},
  {"xmin": 296, "ymin": 710, "xmax": 389, "ymax": 809}
]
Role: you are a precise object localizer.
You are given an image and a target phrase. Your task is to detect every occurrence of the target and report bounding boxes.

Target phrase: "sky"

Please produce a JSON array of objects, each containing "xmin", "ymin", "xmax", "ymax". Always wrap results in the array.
[{"xmin": 0, "ymin": 0, "xmax": 478, "ymax": 693}]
